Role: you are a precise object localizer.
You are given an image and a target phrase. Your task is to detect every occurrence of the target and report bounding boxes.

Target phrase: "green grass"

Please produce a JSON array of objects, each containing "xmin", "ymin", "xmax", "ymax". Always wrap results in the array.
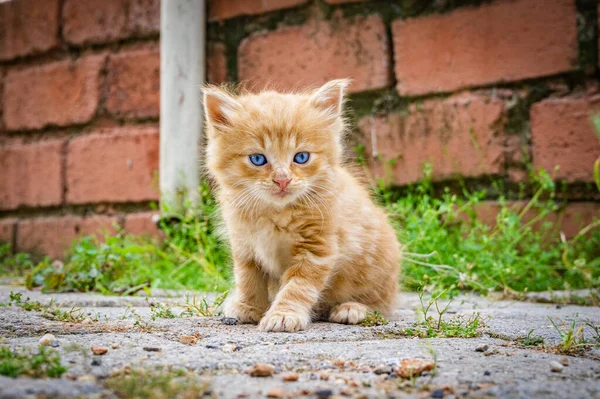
[
  {"xmin": 359, "ymin": 311, "xmax": 389, "ymax": 327},
  {"xmin": 21, "ymin": 182, "xmax": 230, "ymax": 294},
  {"xmin": 385, "ymin": 167, "xmax": 600, "ymax": 295},
  {"xmin": 0, "ymin": 346, "xmax": 67, "ymax": 378},
  {"xmin": 1, "ymin": 168, "xmax": 599, "ymax": 297}
]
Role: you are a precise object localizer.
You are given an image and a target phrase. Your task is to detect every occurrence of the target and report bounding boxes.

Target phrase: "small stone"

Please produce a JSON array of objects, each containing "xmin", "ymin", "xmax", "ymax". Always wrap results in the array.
[
  {"xmin": 91, "ymin": 358, "xmax": 102, "ymax": 366},
  {"xmin": 221, "ymin": 317, "xmax": 237, "ymax": 325},
  {"xmin": 181, "ymin": 335, "xmax": 198, "ymax": 345},
  {"xmin": 111, "ymin": 343, "xmax": 120, "ymax": 349},
  {"xmin": 267, "ymin": 387, "xmax": 286, "ymax": 398},
  {"xmin": 483, "ymin": 370, "xmax": 491, "ymax": 376},
  {"xmin": 221, "ymin": 344, "xmax": 236, "ymax": 352},
  {"xmin": 143, "ymin": 347, "xmax": 161, "ymax": 352},
  {"xmin": 50, "ymin": 340, "xmax": 60, "ymax": 348},
  {"xmin": 431, "ymin": 389, "xmax": 444, "ymax": 398},
  {"xmin": 319, "ymin": 371, "xmax": 330, "ymax": 380},
  {"xmin": 91, "ymin": 346, "xmax": 108, "ymax": 355},
  {"xmin": 282, "ymin": 372, "xmax": 299, "ymax": 382},
  {"xmin": 315, "ymin": 389, "xmax": 333, "ymax": 399},
  {"xmin": 374, "ymin": 364, "xmax": 393, "ymax": 375},
  {"xmin": 334, "ymin": 378, "xmax": 346, "ymax": 385},
  {"xmin": 559, "ymin": 357, "xmax": 569, "ymax": 367},
  {"xmin": 77, "ymin": 375, "xmax": 97, "ymax": 383},
  {"xmin": 550, "ymin": 361, "xmax": 564, "ymax": 372},
  {"xmin": 206, "ymin": 345, "xmax": 219, "ymax": 349},
  {"xmin": 249, "ymin": 362, "xmax": 275, "ymax": 377},
  {"xmin": 475, "ymin": 344, "xmax": 489, "ymax": 352},
  {"xmin": 332, "ymin": 358, "xmax": 346, "ymax": 368},
  {"xmin": 39, "ymin": 334, "xmax": 56, "ymax": 346},
  {"xmin": 395, "ymin": 359, "xmax": 436, "ymax": 378},
  {"xmin": 234, "ymin": 345, "xmax": 243, "ymax": 351}
]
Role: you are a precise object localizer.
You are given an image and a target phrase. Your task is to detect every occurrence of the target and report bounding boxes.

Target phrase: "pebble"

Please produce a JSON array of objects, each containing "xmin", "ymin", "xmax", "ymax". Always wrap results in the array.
[
  {"xmin": 475, "ymin": 344, "xmax": 489, "ymax": 352},
  {"xmin": 221, "ymin": 317, "xmax": 238, "ymax": 325},
  {"xmin": 143, "ymin": 347, "xmax": 161, "ymax": 352},
  {"xmin": 550, "ymin": 361, "xmax": 564, "ymax": 373},
  {"xmin": 91, "ymin": 346, "xmax": 108, "ymax": 355},
  {"xmin": 39, "ymin": 334, "xmax": 56, "ymax": 346},
  {"xmin": 319, "ymin": 371, "xmax": 330, "ymax": 380},
  {"xmin": 395, "ymin": 359, "xmax": 436, "ymax": 378},
  {"xmin": 249, "ymin": 363, "xmax": 275, "ymax": 377},
  {"xmin": 483, "ymin": 370, "xmax": 491, "ymax": 376},
  {"xmin": 282, "ymin": 372, "xmax": 299, "ymax": 382},
  {"xmin": 266, "ymin": 388, "xmax": 286, "ymax": 398},
  {"xmin": 91, "ymin": 359, "xmax": 102, "ymax": 366},
  {"xmin": 111, "ymin": 343, "xmax": 120, "ymax": 349},
  {"xmin": 221, "ymin": 344, "xmax": 236, "ymax": 352},
  {"xmin": 559, "ymin": 357, "xmax": 569, "ymax": 367},
  {"xmin": 431, "ymin": 389, "xmax": 444, "ymax": 398},
  {"xmin": 374, "ymin": 364, "xmax": 393, "ymax": 375},
  {"xmin": 50, "ymin": 340, "xmax": 60, "ymax": 348},
  {"xmin": 315, "ymin": 389, "xmax": 333, "ymax": 399},
  {"xmin": 332, "ymin": 358, "xmax": 346, "ymax": 368}
]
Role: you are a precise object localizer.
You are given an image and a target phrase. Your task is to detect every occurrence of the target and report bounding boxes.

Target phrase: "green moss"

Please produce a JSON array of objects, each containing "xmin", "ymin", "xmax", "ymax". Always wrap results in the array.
[{"xmin": 360, "ymin": 311, "xmax": 389, "ymax": 327}]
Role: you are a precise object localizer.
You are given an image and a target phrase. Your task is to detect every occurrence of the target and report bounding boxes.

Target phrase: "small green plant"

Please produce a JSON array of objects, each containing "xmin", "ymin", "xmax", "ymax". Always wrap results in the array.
[
  {"xmin": 401, "ymin": 289, "xmax": 487, "ymax": 338},
  {"xmin": 104, "ymin": 367, "xmax": 212, "ymax": 399},
  {"xmin": 518, "ymin": 329, "xmax": 545, "ymax": 347},
  {"xmin": 547, "ymin": 315, "xmax": 598, "ymax": 356},
  {"xmin": 0, "ymin": 346, "xmax": 67, "ymax": 378},
  {"xmin": 149, "ymin": 300, "xmax": 177, "ymax": 320},
  {"xmin": 179, "ymin": 292, "xmax": 228, "ymax": 317},
  {"xmin": 360, "ymin": 311, "xmax": 389, "ymax": 327},
  {"xmin": 6, "ymin": 291, "xmax": 90, "ymax": 323},
  {"xmin": 0, "ymin": 244, "xmax": 37, "ymax": 278}
]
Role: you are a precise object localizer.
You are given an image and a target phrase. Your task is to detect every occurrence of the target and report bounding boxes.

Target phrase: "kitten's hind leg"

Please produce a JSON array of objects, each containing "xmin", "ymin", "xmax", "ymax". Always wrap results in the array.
[{"xmin": 329, "ymin": 302, "xmax": 368, "ymax": 325}]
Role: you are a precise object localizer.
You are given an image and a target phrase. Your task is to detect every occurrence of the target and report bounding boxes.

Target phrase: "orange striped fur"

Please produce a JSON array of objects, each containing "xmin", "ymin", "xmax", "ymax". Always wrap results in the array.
[{"xmin": 203, "ymin": 80, "xmax": 402, "ymax": 332}]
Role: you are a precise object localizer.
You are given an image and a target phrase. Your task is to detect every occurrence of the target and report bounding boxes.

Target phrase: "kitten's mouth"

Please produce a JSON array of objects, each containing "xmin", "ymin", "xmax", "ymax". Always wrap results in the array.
[{"xmin": 275, "ymin": 190, "xmax": 289, "ymax": 198}]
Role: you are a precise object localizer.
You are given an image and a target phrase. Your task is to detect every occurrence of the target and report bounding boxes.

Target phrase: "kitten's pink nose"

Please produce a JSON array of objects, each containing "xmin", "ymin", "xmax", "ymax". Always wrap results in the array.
[{"xmin": 273, "ymin": 178, "xmax": 291, "ymax": 190}]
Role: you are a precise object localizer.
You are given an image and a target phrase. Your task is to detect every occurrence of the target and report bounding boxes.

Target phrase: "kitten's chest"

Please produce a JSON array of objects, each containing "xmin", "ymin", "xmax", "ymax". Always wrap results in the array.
[{"xmin": 239, "ymin": 213, "xmax": 297, "ymax": 278}]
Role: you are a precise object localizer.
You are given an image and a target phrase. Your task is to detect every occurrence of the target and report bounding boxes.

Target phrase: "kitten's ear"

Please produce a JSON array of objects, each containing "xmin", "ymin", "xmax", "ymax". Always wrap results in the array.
[
  {"xmin": 309, "ymin": 79, "xmax": 350, "ymax": 116},
  {"xmin": 203, "ymin": 88, "xmax": 242, "ymax": 129}
]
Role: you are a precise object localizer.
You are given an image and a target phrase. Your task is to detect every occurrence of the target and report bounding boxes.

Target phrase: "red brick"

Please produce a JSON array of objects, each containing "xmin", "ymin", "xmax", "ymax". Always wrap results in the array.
[
  {"xmin": 128, "ymin": 0, "xmax": 161, "ymax": 36},
  {"xmin": 67, "ymin": 127, "xmax": 159, "ymax": 204},
  {"xmin": 531, "ymin": 96, "xmax": 600, "ymax": 182},
  {"xmin": 0, "ymin": 218, "xmax": 15, "ymax": 245},
  {"xmin": 392, "ymin": 0, "xmax": 578, "ymax": 96},
  {"xmin": 469, "ymin": 201, "xmax": 599, "ymax": 239},
  {"xmin": 17, "ymin": 216, "xmax": 119, "ymax": 259},
  {"xmin": 62, "ymin": 0, "xmax": 159, "ymax": 45},
  {"xmin": 359, "ymin": 94, "xmax": 510, "ymax": 186},
  {"xmin": 3, "ymin": 56, "xmax": 104, "ymax": 131},
  {"xmin": 0, "ymin": 0, "xmax": 60, "ymax": 61},
  {"xmin": 62, "ymin": 0, "xmax": 128, "ymax": 45},
  {"xmin": 207, "ymin": 43, "xmax": 228, "ymax": 84},
  {"xmin": 106, "ymin": 48, "xmax": 160, "ymax": 118},
  {"xmin": 124, "ymin": 212, "xmax": 164, "ymax": 239},
  {"xmin": 0, "ymin": 140, "xmax": 64, "ymax": 210},
  {"xmin": 209, "ymin": 0, "xmax": 307, "ymax": 21},
  {"xmin": 239, "ymin": 15, "xmax": 390, "ymax": 93}
]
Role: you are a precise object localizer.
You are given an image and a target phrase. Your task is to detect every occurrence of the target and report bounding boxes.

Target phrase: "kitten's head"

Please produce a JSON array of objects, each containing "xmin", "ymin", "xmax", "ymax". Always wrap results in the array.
[{"xmin": 203, "ymin": 80, "xmax": 349, "ymax": 208}]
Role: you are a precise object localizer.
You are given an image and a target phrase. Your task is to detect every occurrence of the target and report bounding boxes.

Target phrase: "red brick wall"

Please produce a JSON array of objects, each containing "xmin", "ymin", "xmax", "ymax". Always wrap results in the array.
[{"xmin": 0, "ymin": 0, "xmax": 599, "ymax": 258}]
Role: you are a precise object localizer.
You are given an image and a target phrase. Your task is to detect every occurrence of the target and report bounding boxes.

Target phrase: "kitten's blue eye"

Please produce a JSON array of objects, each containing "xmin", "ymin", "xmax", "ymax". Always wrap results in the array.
[
  {"xmin": 249, "ymin": 154, "xmax": 267, "ymax": 166},
  {"xmin": 293, "ymin": 152, "xmax": 310, "ymax": 164}
]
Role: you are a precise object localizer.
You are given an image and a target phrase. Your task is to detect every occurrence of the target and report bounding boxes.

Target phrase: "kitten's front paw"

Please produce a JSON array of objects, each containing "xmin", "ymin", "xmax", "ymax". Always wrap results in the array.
[
  {"xmin": 329, "ymin": 302, "xmax": 368, "ymax": 325},
  {"xmin": 258, "ymin": 311, "xmax": 310, "ymax": 332},
  {"xmin": 223, "ymin": 300, "xmax": 263, "ymax": 324}
]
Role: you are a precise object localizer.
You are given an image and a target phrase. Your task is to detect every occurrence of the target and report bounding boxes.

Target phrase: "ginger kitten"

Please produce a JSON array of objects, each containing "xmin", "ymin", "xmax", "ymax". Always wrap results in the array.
[{"xmin": 203, "ymin": 80, "xmax": 401, "ymax": 332}]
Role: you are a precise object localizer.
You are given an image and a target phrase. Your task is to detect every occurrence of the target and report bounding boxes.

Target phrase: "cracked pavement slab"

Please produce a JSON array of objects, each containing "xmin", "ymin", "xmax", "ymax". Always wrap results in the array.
[{"xmin": 0, "ymin": 286, "xmax": 599, "ymax": 399}]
